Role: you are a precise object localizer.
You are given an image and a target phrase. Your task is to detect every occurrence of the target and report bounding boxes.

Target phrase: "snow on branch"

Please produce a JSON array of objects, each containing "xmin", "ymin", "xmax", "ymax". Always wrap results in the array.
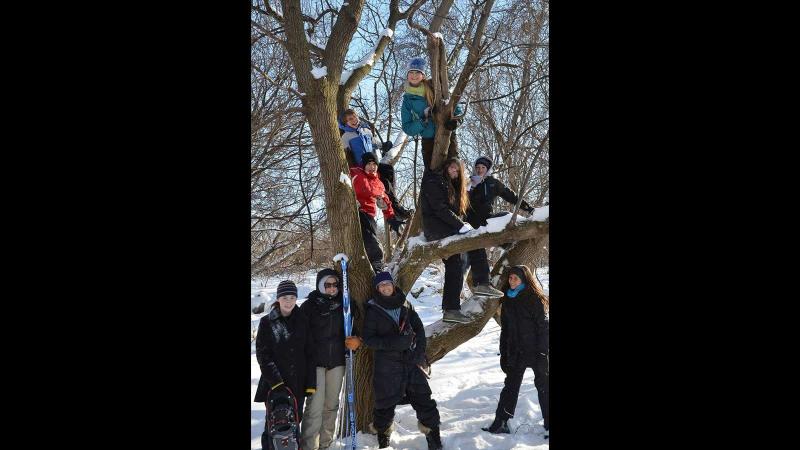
[
  {"xmin": 339, "ymin": 28, "xmax": 394, "ymax": 85},
  {"xmin": 311, "ymin": 65, "xmax": 328, "ymax": 79}
]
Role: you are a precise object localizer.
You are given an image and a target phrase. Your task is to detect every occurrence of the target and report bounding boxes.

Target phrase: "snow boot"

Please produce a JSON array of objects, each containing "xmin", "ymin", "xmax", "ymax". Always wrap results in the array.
[
  {"xmin": 481, "ymin": 417, "xmax": 510, "ymax": 434},
  {"xmin": 369, "ymin": 422, "xmax": 393, "ymax": 449},
  {"xmin": 418, "ymin": 422, "xmax": 442, "ymax": 450},
  {"xmin": 442, "ymin": 309, "xmax": 471, "ymax": 324},
  {"xmin": 473, "ymin": 283, "xmax": 504, "ymax": 298}
]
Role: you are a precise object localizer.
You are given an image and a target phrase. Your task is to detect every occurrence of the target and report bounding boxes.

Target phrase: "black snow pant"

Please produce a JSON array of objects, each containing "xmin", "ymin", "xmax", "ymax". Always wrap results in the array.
[
  {"xmin": 373, "ymin": 388, "xmax": 440, "ymax": 433},
  {"xmin": 466, "ymin": 248, "xmax": 491, "ymax": 285},
  {"xmin": 442, "ymin": 253, "xmax": 464, "ymax": 311},
  {"xmin": 496, "ymin": 354, "xmax": 549, "ymax": 430},
  {"xmin": 262, "ymin": 396, "xmax": 306, "ymax": 450},
  {"xmin": 421, "ymin": 132, "xmax": 459, "ymax": 170},
  {"xmin": 359, "ymin": 210, "xmax": 384, "ymax": 273}
]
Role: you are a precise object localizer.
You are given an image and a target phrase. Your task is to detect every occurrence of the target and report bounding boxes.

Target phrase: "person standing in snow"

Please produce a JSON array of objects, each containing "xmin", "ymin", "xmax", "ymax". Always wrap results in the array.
[
  {"xmin": 298, "ymin": 268, "xmax": 362, "ymax": 450},
  {"xmin": 482, "ymin": 265, "xmax": 549, "ymax": 439},
  {"xmin": 362, "ymin": 272, "xmax": 443, "ymax": 450},
  {"xmin": 254, "ymin": 280, "xmax": 317, "ymax": 450},
  {"xmin": 340, "ymin": 109, "xmax": 413, "ymax": 221},
  {"xmin": 419, "ymin": 157, "xmax": 474, "ymax": 323},
  {"xmin": 400, "ymin": 57, "xmax": 463, "ymax": 170},
  {"xmin": 351, "ymin": 152, "xmax": 406, "ymax": 273},
  {"xmin": 463, "ymin": 156, "xmax": 536, "ymax": 298}
]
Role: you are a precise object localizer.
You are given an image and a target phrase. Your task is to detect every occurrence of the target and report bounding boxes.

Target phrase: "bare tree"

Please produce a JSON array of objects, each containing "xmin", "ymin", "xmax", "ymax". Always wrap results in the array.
[{"xmin": 251, "ymin": 0, "xmax": 549, "ymax": 429}]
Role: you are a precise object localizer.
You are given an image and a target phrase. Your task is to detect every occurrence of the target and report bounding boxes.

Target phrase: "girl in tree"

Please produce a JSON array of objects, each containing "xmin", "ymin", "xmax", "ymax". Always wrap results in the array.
[
  {"xmin": 464, "ymin": 156, "xmax": 536, "ymax": 298},
  {"xmin": 482, "ymin": 265, "xmax": 549, "ymax": 439},
  {"xmin": 401, "ymin": 57, "xmax": 462, "ymax": 170},
  {"xmin": 362, "ymin": 271, "xmax": 442, "ymax": 450},
  {"xmin": 350, "ymin": 152, "xmax": 406, "ymax": 272},
  {"xmin": 254, "ymin": 280, "xmax": 317, "ymax": 450},
  {"xmin": 419, "ymin": 157, "xmax": 473, "ymax": 323}
]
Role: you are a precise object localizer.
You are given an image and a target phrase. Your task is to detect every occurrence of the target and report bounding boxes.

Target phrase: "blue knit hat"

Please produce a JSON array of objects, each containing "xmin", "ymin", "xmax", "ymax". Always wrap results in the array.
[
  {"xmin": 276, "ymin": 280, "xmax": 298, "ymax": 299},
  {"xmin": 373, "ymin": 271, "xmax": 394, "ymax": 288},
  {"xmin": 406, "ymin": 57, "xmax": 427, "ymax": 78}
]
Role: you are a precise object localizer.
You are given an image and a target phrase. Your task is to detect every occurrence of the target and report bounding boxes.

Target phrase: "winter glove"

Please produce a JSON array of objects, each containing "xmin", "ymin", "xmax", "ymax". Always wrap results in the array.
[
  {"xmin": 375, "ymin": 196, "xmax": 389, "ymax": 210},
  {"xmin": 397, "ymin": 334, "xmax": 414, "ymax": 350},
  {"xmin": 345, "ymin": 336, "xmax": 363, "ymax": 351},
  {"xmin": 387, "ymin": 217, "xmax": 405, "ymax": 236},
  {"xmin": 381, "ymin": 141, "xmax": 393, "ymax": 154},
  {"xmin": 521, "ymin": 201, "xmax": 534, "ymax": 214},
  {"xmin": 458, "ymin": 223, "xmax": 474, "ymax": 234},
  {"xmin": 423, "ymin": 106, "xmax": 432, "ymax": 119},
  {"xmin": 444, "ymin": 119, "xmax": 460, "ymax": 131},
  {"xmin": 469, "ymin": 174, "xmax": 482, "ymax": 188}
]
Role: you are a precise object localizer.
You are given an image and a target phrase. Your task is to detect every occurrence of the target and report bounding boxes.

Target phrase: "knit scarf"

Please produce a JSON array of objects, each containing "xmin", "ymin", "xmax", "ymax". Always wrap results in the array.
[
  {"xmin": 405, "ymin": 81, "xmax": 426, "ymax": 98},
  {"xmin": 506, "ymin": 283, "xmax": 527, "ymax": 298}
]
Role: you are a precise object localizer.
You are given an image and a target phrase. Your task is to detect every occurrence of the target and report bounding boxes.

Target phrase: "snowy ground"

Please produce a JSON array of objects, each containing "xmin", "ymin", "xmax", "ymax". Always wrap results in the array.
[{"xmin": 251, "ymin": 265, "xmax": 550, "ymax": 449}]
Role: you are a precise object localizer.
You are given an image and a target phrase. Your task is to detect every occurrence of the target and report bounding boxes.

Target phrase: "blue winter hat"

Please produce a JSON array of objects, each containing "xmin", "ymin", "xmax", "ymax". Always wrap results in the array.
[
  {"xmin": 406, "ymin": 57, "xmax": 427, "ymax": 78},
  {"xmin": 373, "ymin": 271, "xmax": 394, "ymax": 288}
]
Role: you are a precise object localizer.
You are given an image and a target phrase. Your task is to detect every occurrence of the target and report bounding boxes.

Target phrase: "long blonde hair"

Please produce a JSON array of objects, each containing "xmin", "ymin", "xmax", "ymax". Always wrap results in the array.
[{"xmin": 442, "ymin": 158, "xmax": 470, "ymax": 217}]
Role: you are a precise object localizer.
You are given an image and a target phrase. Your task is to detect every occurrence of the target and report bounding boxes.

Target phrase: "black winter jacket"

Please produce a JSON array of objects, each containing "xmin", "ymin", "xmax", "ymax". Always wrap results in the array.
[
  {"xmin": 420, "ymin": 168, "xmax": 466, "ymax": 241},
  {"xmin": 466, "ymin": 175, "xmax": 531, "ymax": 228},
  {"xmin": 300, "ymin": 286, "xmax": 346, "ymax": 369},
  {"xmin": 254, "ymin": 305, "xmax": 316, "ymax": 402},
  {"xmin": 362, "ymin": 291, "xmax": 430, "ymax": 409},
  {"xmin": 499, "ymin": 288, "xmax": 549, "ymax": 371}
]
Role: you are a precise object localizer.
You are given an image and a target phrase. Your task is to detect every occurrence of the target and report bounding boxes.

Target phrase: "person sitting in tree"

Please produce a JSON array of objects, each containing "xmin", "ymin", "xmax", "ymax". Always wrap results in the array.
[
  {"xmin": 401, "ymin": 56, "xmax": 463, "ymax": 170},
  {"xmin": 362, "ymin": 271, "xmax": 443, "ymax": 450},
  {"xmin": 463, "ymin": 156, "xmax": 536, "ymax": 297},
  {"xmin": 350, "ymin": 152, "xmax": 406, "ymax": 273},
  {"xmin": 340, "ymin": 108, "xmax": 413, "ymax": 220},
  {"xmin": 254, "ymin": 280, "xmax": 317, "ymax": 450}
]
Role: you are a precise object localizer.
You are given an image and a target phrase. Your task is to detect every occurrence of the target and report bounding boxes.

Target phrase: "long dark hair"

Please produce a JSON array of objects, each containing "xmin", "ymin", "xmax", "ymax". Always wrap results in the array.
[
  {"xmin": 442, "ymin": 158, "xmax": 470, "ymax": 216},
  {"xmin": 502, "ymin": 264, "xmax": 549, "ymax": 314}
]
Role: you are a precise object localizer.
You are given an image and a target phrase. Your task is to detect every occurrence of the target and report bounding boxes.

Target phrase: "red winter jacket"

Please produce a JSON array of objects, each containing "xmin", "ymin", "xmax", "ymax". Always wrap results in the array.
[{"xmin": 350, "ymin": 167, "xmax": 395, "ymax": 219}]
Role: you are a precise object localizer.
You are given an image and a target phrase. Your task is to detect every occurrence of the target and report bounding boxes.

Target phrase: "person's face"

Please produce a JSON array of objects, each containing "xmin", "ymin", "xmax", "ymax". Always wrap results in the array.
[
  {"xmin": 407, "ymin": 70, "xmax": 424, "ymax": 85},
  {"xmin": 508, "ymin": 274, "xmax": 522, "ymax": 290},
  {"xmin": 323, "ymin": 276, "xmax": 339, "ymax": 296},
  {"xmin": 345, "ymin": 114, "xmax": 359, "ymax": 128},
  {"xmin": 277, "ymin": 295, "xmax": 297, "ymax": 315},
  {"xmin": 447, "ymin": 162, "xmax": 460, "ymax": 179},
  {"xmin": 474, "ymin": 164, "xmax": 488, "ymax": 177},
  {"xmin": 365, "ymin": 161, "xmax": 378, "ymax": 174},
  {"xmin": 377, "ymin": 281, "xmax": 394, "ymax": 296}
]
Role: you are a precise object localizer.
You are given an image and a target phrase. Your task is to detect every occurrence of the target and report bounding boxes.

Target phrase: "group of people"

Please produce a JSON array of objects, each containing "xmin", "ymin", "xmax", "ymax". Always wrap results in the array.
[
  {"xmin": 254, "ymin": 55, "xmax": 548, "ymax": 449},
  {"xmin": 255, "ymin": 266, "xmax": 549, "ymax": 449},
  {"xmin": 345, "ymin": 56, "xmax": 537, "ymax": 324}
]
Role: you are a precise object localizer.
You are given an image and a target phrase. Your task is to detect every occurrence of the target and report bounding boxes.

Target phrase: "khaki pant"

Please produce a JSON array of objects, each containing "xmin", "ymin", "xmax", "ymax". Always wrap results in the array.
[{"xmin": 301, "ymin": 366, "xmax": 345, "ymax": 450}]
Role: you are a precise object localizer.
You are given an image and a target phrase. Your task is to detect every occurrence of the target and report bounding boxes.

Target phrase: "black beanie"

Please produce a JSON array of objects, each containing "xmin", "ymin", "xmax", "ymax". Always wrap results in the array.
[
  {"xmin": 361, "ymin": 152, "xmax": 378, "ymax": 168},
  {"xmin": 276, "ymin": 280, "xmax": 298, "ymax": 298},
  {"xmin": 475, "ymin": 156, "xmax": 493, "ymax": 171}
]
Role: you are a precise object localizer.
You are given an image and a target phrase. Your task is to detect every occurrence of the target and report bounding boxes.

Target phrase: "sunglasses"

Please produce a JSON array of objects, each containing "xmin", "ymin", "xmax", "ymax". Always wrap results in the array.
[{"xmin": 324, "ymin": 282, "xmax": 340, "ymax": 288}]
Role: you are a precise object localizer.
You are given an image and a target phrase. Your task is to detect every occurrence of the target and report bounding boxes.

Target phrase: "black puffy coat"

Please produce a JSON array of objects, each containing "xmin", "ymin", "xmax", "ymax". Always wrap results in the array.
[
  {"xmin": 254, "ymin": 305, "xmax": 316, "ymax": 402},
  {"xmin": 300, "ymin": 269, "xmax": 346, "ymax": 369},
  {"xmin": 362, "ymin": 290, "xmax": 430, "ymax": 409},
  {"xmin": 420, "ymin": 168, "xmax": 466, "ymax": 241},
  {"xmin": 499, "ymin": 288, "xmax": 549, "ymax": 371},
  {"xmin": 466, "ymin": 175, "xmax": 531, "ymax": 228}
]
